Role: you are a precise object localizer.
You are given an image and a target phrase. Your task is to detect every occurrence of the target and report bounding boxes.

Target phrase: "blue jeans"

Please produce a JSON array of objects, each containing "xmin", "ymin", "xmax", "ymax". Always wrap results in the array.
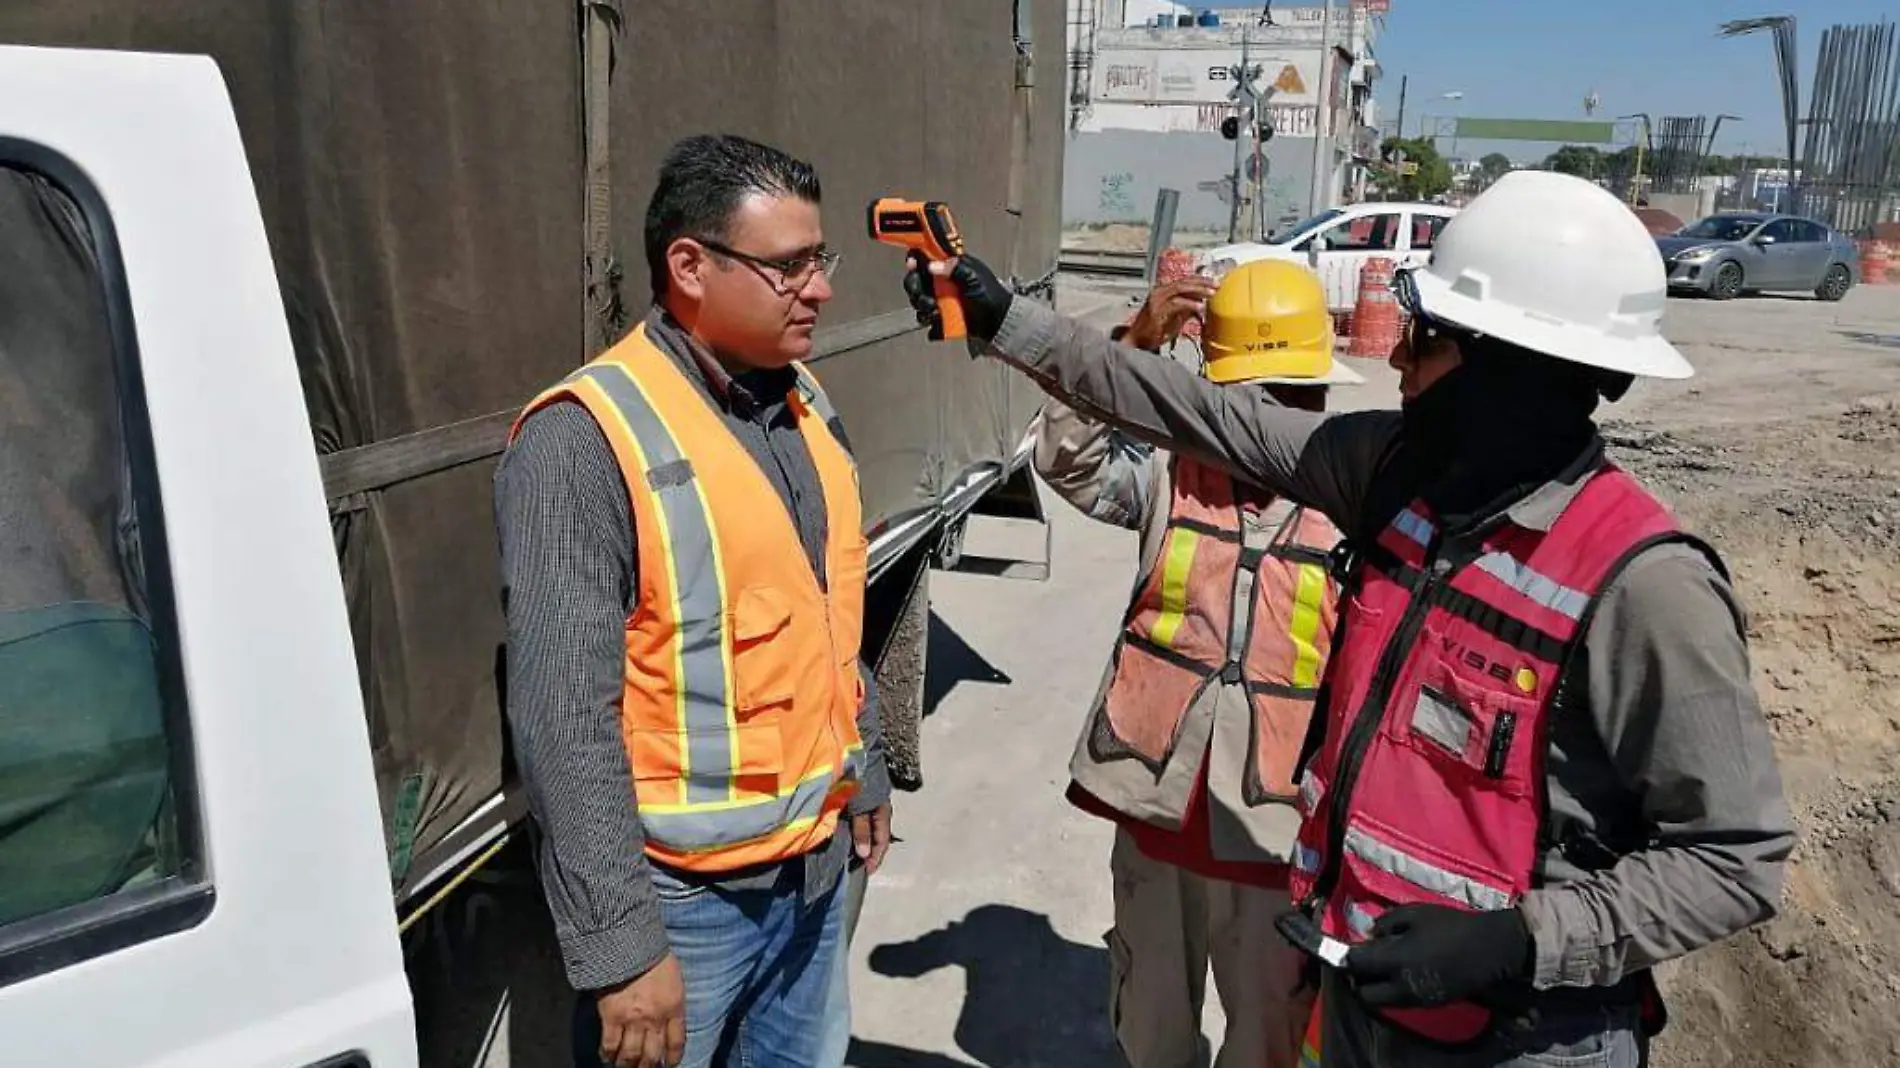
[{"xmin": 575, "ymin": 862, "xmax": 851, "ymax": 1068}]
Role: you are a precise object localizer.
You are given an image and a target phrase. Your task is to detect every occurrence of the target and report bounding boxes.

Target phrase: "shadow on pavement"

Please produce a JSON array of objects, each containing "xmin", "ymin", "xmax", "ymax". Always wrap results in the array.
[
  {"xmin": 922, "ymin": 613, "xmax": 1013, "ymax": 719},
  {"xmin": 849, "ymin": 904, "xmax": 1120, "ymax": 1068},
  {"xmin": 1840, "ymin": 330, "xmax": 1900, "ymax": 350}
]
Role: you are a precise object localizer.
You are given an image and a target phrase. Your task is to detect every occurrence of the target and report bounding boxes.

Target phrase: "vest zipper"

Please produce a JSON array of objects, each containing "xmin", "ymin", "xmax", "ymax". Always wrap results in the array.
[{"xmin": 1306, "ymin": 533, "xmax": 1448, "ymax": 910}]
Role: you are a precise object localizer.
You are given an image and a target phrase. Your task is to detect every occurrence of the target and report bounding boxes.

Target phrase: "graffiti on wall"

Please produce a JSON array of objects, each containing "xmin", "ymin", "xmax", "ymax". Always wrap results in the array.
[
  {"xmin": 1098, "ymin": 171, "xmax": 1137, "ymax": 217},
  {"xmin": 1103, "ymin": 62, "xmax": 1152, "ymax": 97}
]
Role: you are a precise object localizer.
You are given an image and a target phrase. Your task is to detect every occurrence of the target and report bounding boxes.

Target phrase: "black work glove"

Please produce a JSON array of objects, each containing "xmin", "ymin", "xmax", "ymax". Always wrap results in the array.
[
  {"xmin": 901, "ymin": 249, "xmax": 1014, "ymax": 342},
  {"xmin": 1341, "ymin": 904, "xmax": 1534, "ymax": 1010}
]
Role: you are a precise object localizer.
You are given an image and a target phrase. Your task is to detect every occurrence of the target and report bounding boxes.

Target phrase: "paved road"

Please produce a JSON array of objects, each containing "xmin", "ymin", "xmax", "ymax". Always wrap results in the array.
[{"xmin": 843, "ymin": 281, "xmax": 1399, "ymax": 1067}]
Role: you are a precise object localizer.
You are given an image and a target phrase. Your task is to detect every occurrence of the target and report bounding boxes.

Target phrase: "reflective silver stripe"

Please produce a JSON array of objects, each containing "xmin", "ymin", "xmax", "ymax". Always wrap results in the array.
[
  {"xmin": 571, "ymin": 364, "xmax": 734, "ymax": 805},
  {"xmin": 643, "ymin": 767, "xmax": 849, "ymax": 852},
  {"xmin": 1345, "ymin": 899, "xmax": 1377, "ymax": 939},
  {"xmin": 1298, "ymin": 773, "xmax": 1324, "ymax": 819},
  {"xmin": 1392, "ymin": 508, "xmax": 1434, "ymax": 547},
  {"xmin": 1473, "ymin": 551, "xmax": 1590, "ymax": 621},
  {"xmin": 1344, "ymin": 826, "xmax": 1513, "ymax": 911},
  {"xmin": 1293, "ymin": 842, "xmax": 1323, "ymax": 875}
]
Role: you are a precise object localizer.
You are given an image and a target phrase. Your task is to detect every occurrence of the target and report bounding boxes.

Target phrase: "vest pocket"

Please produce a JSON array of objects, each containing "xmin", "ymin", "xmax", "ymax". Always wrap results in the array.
[
  {"xmin": 627, "ymin": 721, "xmax": 784, "ymax": 786},
  {"xmin": 730, "ymin": 584, "xmax": 797, "ymax": 712},
  {"xmin": 1333, "ymin": 815, "xmax": 1516, "ymax": 930},
  {"xmin": 1387, "ymin": 630, "xmax": 1540, "ymax": 798},
  {"xmin": 1096, "ymin": 639, "xmax": 1214, "ymax": 770},
  {"xmin": 1245, "ymin": 691, "xmax": 1311, "ymax": 804}
]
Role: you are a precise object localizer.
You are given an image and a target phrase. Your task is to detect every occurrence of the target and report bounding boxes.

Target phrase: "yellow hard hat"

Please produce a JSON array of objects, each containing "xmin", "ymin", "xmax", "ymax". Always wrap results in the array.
[{"xmin": 1201, "ymin": 259, "xmax": 1363, "ymax": 387}]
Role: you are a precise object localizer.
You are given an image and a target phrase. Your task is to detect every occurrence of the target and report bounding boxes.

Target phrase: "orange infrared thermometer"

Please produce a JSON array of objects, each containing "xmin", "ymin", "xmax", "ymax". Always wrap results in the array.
[{"xmin": 868, "ymin": 197, "xmax": 967, "ymax": 340}]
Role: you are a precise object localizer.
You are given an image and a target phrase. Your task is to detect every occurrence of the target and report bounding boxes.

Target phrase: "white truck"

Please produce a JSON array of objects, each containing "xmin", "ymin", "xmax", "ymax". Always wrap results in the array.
[
  {"xmin": 0, "ymin": 3, "xmax": 1061, "ymax": 1063},
  {"xmin": 1198, "ymin": 201, "xmax": 1458, "ymax": 311}
]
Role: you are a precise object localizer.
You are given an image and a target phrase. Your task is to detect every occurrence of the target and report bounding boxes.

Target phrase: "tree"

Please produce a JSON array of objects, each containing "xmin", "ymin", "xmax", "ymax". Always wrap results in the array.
[
  {"xmin": 1543, "ymin": 145, "xmax": 1605, "ymax": 178},
  {"xmin": 1479, "ymin": 153, "xmax": 1513, "ymax": 180},
  {"xmin": 1378, "ymin": 137, "xmax": 1453, "ymax": 201}
]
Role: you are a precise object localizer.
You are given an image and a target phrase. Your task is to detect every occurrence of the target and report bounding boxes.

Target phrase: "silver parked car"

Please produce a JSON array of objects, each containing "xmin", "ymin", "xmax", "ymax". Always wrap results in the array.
[{"xmin": 1657, "ymin": 212, "xmax": 1861, "ymax": 302}]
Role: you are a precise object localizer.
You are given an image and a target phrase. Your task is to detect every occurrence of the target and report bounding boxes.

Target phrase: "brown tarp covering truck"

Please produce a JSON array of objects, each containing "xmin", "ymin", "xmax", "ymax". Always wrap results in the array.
[{"xmin": 0, "ymin": 0, "xmax": 1062, "ymax": 902}]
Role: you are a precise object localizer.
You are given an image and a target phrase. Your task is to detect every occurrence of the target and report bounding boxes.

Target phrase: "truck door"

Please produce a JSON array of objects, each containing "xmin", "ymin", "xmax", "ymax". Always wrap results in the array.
[
  {"xmin": 0, "ymin": 46, "xmax": 417, "ymax": 1068},
  {"xmin": 1300, "ymin": 209, "xmax": 1405, "ymax": 311}
]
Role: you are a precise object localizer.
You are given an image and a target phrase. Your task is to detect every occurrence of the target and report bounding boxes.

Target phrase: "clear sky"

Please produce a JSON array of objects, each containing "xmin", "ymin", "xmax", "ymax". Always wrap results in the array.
[{"xmin": 1201, "ymin": 0, "xmax": 1897, "ymax": 162}]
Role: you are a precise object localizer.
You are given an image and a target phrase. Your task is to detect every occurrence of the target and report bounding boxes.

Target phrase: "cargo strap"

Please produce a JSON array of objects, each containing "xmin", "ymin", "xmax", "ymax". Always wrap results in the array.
[{"xmin": 581, "ymin": 0, "xmax": 626, "ymax": 357}]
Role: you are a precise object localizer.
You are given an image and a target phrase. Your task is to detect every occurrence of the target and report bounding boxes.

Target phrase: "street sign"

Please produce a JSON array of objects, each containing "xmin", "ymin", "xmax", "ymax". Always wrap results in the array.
[{"xmin": 1399, "ymin": 162, "xmax": 1420, "ymax": 176}]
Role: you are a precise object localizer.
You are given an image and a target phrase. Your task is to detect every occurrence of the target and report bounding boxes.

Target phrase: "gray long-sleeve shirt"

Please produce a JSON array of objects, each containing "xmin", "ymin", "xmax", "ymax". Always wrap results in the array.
[
  {"xmin": 986, "ymin": 297, "xmax": 1794, "ymax": 991},
  {"xmin": 494, "ymin": 309, "xmax": 891, "ymax": 992}
]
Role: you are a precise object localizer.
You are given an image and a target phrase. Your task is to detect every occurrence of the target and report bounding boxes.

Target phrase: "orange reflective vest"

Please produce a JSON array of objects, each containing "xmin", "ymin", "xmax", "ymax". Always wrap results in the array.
[
  {"xmin": 1080, "ymin": 456, "xmax": 1342, "ymax": 852},
  {"xmin": 511, "ymin": 324, "xmax": 867, "ymax": 873}
]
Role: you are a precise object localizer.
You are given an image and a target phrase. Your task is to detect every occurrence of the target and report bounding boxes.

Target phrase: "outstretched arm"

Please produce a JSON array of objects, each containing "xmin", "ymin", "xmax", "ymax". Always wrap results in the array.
[{"xmin": 904, "ymin": 252, "xmax": 1400, "ymax": 536}]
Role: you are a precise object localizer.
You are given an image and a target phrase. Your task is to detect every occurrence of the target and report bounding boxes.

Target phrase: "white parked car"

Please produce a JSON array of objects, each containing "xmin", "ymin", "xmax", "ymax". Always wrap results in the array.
[{"xmin": 1197, "ymin": 202, "xmax": 1460, "ymax": 313}]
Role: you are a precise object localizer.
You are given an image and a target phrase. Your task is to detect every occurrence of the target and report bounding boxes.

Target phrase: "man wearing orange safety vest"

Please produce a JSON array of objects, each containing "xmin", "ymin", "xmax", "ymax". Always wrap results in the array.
[
  {"xmin": 496, "ymin": 134, "xmax": 890, "ymax": 1068},
  {"xmin": 1033, "ymin": 260, "xmax": 1363, "ymax": 1068},
  {"xmin": 904, "ymin": 170, "xmax": 1792, "ymax": 1068}
]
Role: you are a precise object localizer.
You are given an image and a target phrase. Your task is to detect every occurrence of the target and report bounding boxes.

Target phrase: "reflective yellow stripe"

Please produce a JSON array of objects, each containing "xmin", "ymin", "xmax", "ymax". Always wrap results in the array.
[
  {"xmin": 1148, "ymin": 527, "xmax": 1202, "ymax": 649},
  {"xmin": 1288, "ymin": 562, "xmax": 1329, "ymax": 689},
  {"xmin": 640, "ymin": 760, "xmax": 857, "ymax": 854}
]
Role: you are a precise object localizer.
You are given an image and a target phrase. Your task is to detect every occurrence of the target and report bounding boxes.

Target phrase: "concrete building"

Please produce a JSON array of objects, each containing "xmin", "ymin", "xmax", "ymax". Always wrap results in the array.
[{"xmin": 1064, "ymin": 2, "xmax": 1385, "ymax": 236}]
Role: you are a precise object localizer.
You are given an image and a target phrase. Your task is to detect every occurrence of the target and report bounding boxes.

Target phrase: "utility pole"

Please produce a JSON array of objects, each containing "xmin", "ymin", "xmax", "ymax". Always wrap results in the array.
[
  {"xmin": 1394, "ymin": 73, "xmax": 1408, "ymax": 142},
  {"xmin": 1228, "ymin": 27, "xmax": 1250, "ymax": 242},
  {"xmin": 1225, "ymin": 29, "xmax": 1265, "ymax": 243},
  {"xmin": 1618, "ymin": 113, "xmax": 1652, "ymax": 205},
  {"xmin": 1307, "ymin": 0, "xmax": 1335, "ymax": 215}
]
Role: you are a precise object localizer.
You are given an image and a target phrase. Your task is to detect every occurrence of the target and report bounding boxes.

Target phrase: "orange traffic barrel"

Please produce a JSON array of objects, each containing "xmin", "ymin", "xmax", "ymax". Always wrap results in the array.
[
  {"xmin": 1349, "ymin": 257, "xmax": 1402, "ymax": 359},
  {"xmin": 1858, "ymin": 241, "xmax": 1883, "ymax": 285},
  {"xmin": 1863, "ymin": 241, "xmax": 1897, "ymax": 285}
]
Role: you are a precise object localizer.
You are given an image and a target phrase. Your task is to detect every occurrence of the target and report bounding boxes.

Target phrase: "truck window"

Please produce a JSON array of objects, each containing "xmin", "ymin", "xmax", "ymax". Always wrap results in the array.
[
  {"xmin": 0, "ymin": 159, "xmax": 203, "ymax": 983},
  {"xmin": 1312, "ymin": 212, "xmax": 1401, "ymax": 252},
  {"xmin": 1410, "ymin": 214, "xmax": 1449, "ymax": 250}
]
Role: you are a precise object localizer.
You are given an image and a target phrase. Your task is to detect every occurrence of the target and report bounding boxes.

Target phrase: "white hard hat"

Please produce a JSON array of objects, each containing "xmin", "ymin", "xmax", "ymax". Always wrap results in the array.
[{"xmin": 1403, "ymin": 171, "xmax": 1695, "ymax": 380}]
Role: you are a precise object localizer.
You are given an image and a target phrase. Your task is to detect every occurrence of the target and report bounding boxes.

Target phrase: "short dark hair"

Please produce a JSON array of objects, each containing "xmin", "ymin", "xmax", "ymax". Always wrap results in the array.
[{"xmin": 644, "ymin": 134, "xmax": 822, "ymax": 298}]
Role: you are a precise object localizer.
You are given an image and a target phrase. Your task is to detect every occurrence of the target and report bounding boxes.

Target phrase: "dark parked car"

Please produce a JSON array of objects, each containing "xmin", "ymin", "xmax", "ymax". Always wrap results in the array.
[{"xmin": 1657, "ymin": 212, "xmax": 1860, "ymax": 301}]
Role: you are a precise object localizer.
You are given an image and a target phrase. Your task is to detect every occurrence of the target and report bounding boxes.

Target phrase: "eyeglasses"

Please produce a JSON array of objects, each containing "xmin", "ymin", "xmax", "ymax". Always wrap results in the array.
[
  {"xmin": 698, "ymin": 238, "xmax": 842, "ymax": 294},
  {"xmin": 1388, "ymin": 264, "xmax": 1423, "ymax": 315},
  {"xmin": 1388, "ymin": 265, "xmax": 1480, "ymax": 348}
]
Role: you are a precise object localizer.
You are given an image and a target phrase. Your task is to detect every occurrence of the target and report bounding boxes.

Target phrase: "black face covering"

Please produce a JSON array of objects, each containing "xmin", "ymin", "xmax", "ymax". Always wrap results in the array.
[{"xmin": 1399, "ymin": 336, "xmax": 1603, "ymax": 532}]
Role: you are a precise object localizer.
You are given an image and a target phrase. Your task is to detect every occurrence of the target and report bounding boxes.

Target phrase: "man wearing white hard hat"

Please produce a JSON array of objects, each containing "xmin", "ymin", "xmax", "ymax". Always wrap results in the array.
[
  {"xmin": 900, "ymin": 171, "xmax": 1791, "ymax": 1066},
  {"xmin": 1033, "ymin": 260, "xmax": 1361, "ymax": 1068}
]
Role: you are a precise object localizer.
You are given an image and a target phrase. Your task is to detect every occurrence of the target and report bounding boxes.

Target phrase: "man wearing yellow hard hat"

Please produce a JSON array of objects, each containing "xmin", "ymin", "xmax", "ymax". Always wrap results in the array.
[{"xmin": 1032, "ymin": 259, "xmax": 1361, "ymax": 1068}]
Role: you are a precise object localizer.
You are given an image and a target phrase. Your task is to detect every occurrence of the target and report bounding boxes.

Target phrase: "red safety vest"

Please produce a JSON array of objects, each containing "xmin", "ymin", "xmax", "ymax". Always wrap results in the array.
[{"xmin": 1286, "ymin": 464, "xmax": 1699, "ymax": 1044}]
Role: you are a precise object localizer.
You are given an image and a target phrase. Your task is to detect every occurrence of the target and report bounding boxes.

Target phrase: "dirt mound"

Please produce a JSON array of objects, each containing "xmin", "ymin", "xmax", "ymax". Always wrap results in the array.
[
  {"xmin": 1634, "ymin": 206, "xmax": 1686, "ymax": 236},
  {"xmin": 1606, "ymin": 399, "xmax": 1900, "ymax": 1067}
]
